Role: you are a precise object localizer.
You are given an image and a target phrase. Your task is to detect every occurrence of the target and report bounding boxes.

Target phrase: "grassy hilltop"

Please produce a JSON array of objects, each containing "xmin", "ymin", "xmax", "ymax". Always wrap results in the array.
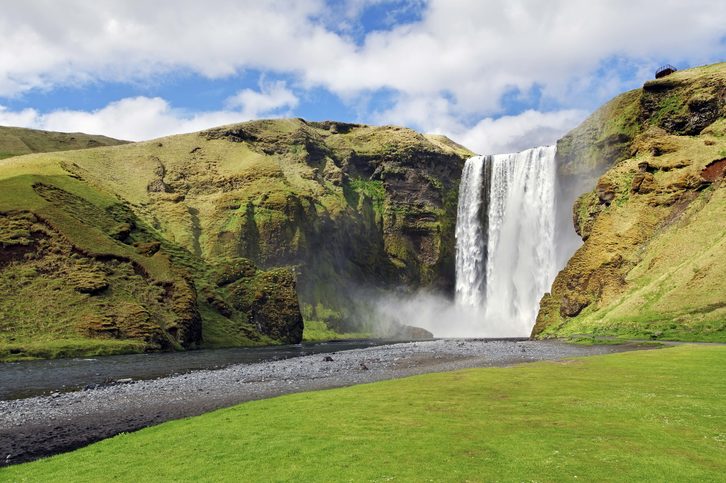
[
  {"xmin": 0, "ymin": 125, "xmax": 126, "ymax": 160},
  {"xmin": 0, "ymin": 120, "xmax": 471, "ymax": 360},
  {"xmin": 535, "ymin": 62, "xmax": 726, "ymax": 342}
]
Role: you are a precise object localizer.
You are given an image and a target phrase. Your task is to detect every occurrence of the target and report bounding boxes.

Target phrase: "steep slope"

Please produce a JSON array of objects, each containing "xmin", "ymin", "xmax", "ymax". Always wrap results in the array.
[
  {"xmin": 535, "ymin": 62, "xmax": 726, "ymax": 341},
  {"xmin": 0, "ymin": 155, "xmax": 302, "ymax": 360},
  {"xmin": 0, "ymin": 119, "xmax": 471, "ymax": 359},
  {"xmin": 48, "ymin": 119, "xmax": 471, "ymax": 330},
  {"xmin": 0, "ymin": 125, "xmax": 126, "ymax": 159}
]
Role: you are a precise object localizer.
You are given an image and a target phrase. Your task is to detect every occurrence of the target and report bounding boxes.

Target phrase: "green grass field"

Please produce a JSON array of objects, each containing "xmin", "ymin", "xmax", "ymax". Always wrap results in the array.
[
  {"xmin": 302, "ymin": 320, "xmax": 372, "ymax": 342},
  {"xmin": 3, "ymin": 345, "xmax": 724, "ymax": 482}
]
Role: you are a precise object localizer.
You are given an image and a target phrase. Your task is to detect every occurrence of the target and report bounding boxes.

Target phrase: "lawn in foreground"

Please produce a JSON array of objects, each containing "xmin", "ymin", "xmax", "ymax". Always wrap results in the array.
[{"xmin": 4, "ymin": 345, "xmax": 725, "ymax": 481}]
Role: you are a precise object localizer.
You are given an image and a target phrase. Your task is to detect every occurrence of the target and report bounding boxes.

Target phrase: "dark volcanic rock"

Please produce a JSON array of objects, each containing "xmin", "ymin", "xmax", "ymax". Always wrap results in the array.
[{"xmin": 394, "ymin": 325, "xmax": 434, "ymax": 340}]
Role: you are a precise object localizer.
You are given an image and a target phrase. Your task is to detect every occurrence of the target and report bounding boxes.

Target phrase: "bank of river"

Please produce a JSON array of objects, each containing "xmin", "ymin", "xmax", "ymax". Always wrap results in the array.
[
  {"xmin": 0, "ymin": 339, "xmax": 646, "ymax": 466},
  {"xmin": 0, "ymin": 339, "xmax": 397, "ymax": 401}
]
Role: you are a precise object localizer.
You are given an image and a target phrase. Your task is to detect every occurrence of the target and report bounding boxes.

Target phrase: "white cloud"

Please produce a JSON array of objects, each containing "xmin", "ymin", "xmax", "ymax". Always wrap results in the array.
[
  {"xmin": 374, "ymin": 93, "xmax": 586, "ymax": 154},
  {"xmin": 0, "ymin": 97, "xmax": 235, "ymax": 140},
  {"xmin": 226, "ymin": 80, "xmax": 298, "ymax": 119},
  {"xmin": 0, "ymin": 106, "xmax": 39, "ymax": 127},
  {"xmin": 0, "ymin": 1, "xmax": 724, "ymax": 142},
  {"xmin": 2, "ymin": 1, "xmax": 723, "ymax": 102},
  {"xmin": 373, "ymin": 94, "xmax": 463, "ymax": 133},
  {"xmin": 0, "ymin": 82, "xmax": 299, "ymax": 141},
  {"xmin": 310, "ymin": 0, "xmax": 725, "ymax": 111},
  {"xmin": 453, "ymin": 109, "xmax": 588, "ymax": 155},
  {"xmin": 0, "ymin": 0, "xmax": 348, "ymax": 97},
  {"xmin": 2, "ymin": 93, "xmax": 584, "ymax": 152}
]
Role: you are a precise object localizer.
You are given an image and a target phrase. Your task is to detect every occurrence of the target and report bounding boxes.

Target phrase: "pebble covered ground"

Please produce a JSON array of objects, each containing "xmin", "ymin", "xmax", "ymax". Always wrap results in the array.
[{"xmin": 0, "ymin": 339, "xmax": 638, "ymax": 466}]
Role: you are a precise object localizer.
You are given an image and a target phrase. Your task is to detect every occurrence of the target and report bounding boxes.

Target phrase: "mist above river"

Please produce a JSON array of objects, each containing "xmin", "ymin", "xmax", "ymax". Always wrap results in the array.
[{"xmin": 372, "ymin": 291, "xmax": 532, "ymax": 338}]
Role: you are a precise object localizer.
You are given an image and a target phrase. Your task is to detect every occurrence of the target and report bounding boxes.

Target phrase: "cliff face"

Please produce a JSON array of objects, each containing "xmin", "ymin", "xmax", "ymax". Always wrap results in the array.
[
  {"xmin": 0, "ymin": 120, "xmax": 471, "ymax": 359},
  {"xmin": 534, "ymin": 63, "xmax": 726, "ymax": 341},
  {"xmin": 64, "ymin": 119, "xmax": 470, "ymax": 331}
]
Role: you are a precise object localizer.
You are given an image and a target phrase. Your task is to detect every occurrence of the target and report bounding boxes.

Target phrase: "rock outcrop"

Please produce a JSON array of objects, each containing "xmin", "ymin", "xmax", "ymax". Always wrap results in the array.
[{"xmin": 534, "ymin": 62, "xmax": 726, "ymax": 341}]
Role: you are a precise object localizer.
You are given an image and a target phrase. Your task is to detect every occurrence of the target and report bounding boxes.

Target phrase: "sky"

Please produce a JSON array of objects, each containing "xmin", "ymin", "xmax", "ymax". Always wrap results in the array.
[{"xmin": 0, "ymin": 0, "xmax": 724, "ymax": 154}]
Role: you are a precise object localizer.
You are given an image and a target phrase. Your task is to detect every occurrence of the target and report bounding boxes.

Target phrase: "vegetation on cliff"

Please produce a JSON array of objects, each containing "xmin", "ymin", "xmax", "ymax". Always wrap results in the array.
[
  {"xmin": 0, "ymin": 159, "xmax": 276, "ymax": 360},
  {"xmin": 535, "ymin": 62, "xmax": 726, "ymax": 341},
  {"xmin": 0, "ymin": 120, "xmax": 470, "ymax": 359}
]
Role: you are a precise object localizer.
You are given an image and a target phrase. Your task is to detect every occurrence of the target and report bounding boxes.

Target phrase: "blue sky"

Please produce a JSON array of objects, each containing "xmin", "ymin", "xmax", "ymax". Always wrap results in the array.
[{"xmin": 0, "ymin": 0, "xmax": 724, "ymax": 153}]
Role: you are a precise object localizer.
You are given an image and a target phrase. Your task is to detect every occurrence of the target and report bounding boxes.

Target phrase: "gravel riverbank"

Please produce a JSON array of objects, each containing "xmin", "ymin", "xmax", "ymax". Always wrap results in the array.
[{"xmin": 0, "ymin": 339, "xmax": 641, "ymax": 466}]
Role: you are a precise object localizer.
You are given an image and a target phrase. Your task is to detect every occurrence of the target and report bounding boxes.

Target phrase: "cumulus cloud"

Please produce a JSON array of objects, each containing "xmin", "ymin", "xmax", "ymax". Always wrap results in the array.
[
  {"xmin": 0, "ymin": 1, "xmax": 724, "ymax": 141},
  {"xmin": 226, "ymin": 80, "xmax": 298, "ymax": 119},
  {"xmin": 0, "ymin": 106, "xmax": 39, "ymax": 127},
  {"xmin": 454, "ymin": 109, "xmax": 588, "ymax": 155},
  {"xmin": 307, "ymin": 0, "xmax": 725, "ymax": 110},
  {"xmin": 2, "ymin": 1, "xmax": 724, "ymax": 100},
  {"xmin": 1, "ymin": 98, "xmax": 234, "ymax": 140},
  {"xmin": 0, "ymin": 0, "xmax": 347, "ymax": 97},
  {"xmin": 375, "ymin": 93, "xmax": 586, "ymax": 154},
  {"xmin": 0, "ymin": 81, "xmax": 299, "ymax": 141}
]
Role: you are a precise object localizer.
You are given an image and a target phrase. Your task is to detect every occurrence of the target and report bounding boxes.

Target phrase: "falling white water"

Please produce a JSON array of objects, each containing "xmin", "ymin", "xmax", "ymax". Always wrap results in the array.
[
  {"xmin": 454, "ymin": 145, "xmax": 557, "ymax": 336},
  {"xmin": 484, "ymin": 146, "xmax": 557, "ymax": 334},
  {"xmin": 455, "ymin": 155, "xmax": 487, "ymax": 306}
]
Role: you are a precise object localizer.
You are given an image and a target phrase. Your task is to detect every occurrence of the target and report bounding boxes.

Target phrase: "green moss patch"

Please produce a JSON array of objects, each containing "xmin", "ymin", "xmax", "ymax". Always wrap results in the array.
[{"xmin": 302, "ymin": 320, "xmax": 371, "ymax": 342}]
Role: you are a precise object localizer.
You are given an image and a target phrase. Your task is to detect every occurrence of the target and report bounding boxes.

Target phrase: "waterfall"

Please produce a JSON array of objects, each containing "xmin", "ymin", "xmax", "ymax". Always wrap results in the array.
[
  {"xmin": 454, "ymin": 155, "xmax": 489, "ymax": 306},
  {"xmin": 455, "ymin": 145, "xmax": 557, "ymax": 336}
]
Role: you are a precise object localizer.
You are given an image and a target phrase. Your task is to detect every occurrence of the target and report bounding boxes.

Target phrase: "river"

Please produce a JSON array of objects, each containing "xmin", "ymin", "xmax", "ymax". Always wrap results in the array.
[{"xmin": 0, "ymin": 339, "xmax": 396, "ymax": 400}]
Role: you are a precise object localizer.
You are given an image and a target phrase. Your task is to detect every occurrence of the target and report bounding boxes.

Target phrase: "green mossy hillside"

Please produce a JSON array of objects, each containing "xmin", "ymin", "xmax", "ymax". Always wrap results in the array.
[
  {"xmin": 0, "ymin": 151, "xmax": 301, "ymax": 361},
  {"xmin": 535, "ymin": 62, "xmax": 726, "ymax": 341},
  {"xmin": 0, "ymin": 125, "xmax": 126, "ymax": 160},
  {"xmin": 0, "ymin": 119, "xmax": 471, "ymax": 359},
  {"xmin": 34, "ymin": 119, "xmax": 471, "ymax": 332}
]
